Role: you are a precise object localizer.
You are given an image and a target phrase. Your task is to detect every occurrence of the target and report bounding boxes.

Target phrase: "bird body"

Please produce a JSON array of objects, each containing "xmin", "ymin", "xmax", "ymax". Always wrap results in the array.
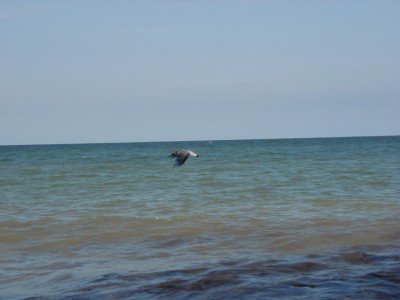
[{"xmin": 169, "ymin": 149, "xmax": 199, "ymax": 167}]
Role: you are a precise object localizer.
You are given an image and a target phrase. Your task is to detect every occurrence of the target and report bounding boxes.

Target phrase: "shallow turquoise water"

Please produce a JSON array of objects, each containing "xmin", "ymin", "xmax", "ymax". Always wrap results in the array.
[{"xmin": 1, "ymin": 136, "xmax": 399, "ymax": 299}]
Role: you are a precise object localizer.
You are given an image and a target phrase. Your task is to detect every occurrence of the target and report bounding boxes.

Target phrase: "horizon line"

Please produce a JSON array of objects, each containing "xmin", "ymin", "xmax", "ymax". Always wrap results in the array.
[{"xmin": 1, "ymin": 134, "xmax": 399, "ymax": 147}]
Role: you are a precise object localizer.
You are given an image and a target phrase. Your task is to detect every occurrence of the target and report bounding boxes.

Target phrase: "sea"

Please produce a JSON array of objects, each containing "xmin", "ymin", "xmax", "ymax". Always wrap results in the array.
[{"xmin": 0, "ymin": 136, "xmax": 399, "ymax": 299}]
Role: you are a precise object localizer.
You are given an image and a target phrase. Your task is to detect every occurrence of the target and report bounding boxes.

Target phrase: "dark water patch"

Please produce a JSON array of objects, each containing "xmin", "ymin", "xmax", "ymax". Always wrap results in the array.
[
  {"xmin": 282, "ymin": 261, "xmax": 326, "ymax": 272},
  {"xmin": 68, "ymin": 259, "xmax": 327, "ymax": 298},
  {"xmin": 63, "ymin": 249, "xmax": 400, "ymax": 299},
  {"xmin": 234, "ymin": 260, "xmax": 327, "ymax": 276},
  {"xmin": 140, "ymin": 272, "xmax": 240, "ymax": 294},
  {"xmin": 218, "ymin": 259, "xmax": 246, "ymax": 267},
  {"xmin": 356, "ymin": 289, "xmax": 400, "ymax": 300},
  {"xmin": 333, "ymin": 250, "xmax": 400, "ymax": 266},
  {"xmin": 118, "ymin": 267, "xmax": 210, "ymax": 283},
  {"xmin": 283, "ymin": 280, "xmax": 317, "ymax": 288},
  {"xmin": 334, "ymin": 251, "xmax": 377, "ymax": 264},
  {"xmin": 365, "ymin": 270, "xmax": 400, "ymax": 284},
  {"xmin": 153, "ymin": 238, "xmax": 191, "ymax": 249}
]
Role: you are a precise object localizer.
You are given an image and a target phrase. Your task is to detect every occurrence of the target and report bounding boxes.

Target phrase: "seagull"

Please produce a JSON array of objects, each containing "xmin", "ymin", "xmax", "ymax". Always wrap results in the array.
[{"xmin": 168, "ymin": 149, "xmax": 199, "ymax": 167}]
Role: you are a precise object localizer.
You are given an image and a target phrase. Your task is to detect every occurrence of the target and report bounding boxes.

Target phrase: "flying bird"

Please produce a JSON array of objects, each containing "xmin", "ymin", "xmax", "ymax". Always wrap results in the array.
[{"xmin": 169, "ymin": 149, "xmax": 199, "ymax": 167}]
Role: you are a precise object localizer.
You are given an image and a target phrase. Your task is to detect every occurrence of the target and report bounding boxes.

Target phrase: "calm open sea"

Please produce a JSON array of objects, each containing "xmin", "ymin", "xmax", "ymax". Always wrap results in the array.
[{"xmin": 1, "ymin": 136, "xmax": 399, "ymax": 299}]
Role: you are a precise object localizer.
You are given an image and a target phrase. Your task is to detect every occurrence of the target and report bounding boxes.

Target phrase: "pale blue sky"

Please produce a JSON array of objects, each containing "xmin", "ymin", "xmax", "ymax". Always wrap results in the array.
[{"xmin": 1, "ymin": 0, "xmax": 399, "ymax": 145}]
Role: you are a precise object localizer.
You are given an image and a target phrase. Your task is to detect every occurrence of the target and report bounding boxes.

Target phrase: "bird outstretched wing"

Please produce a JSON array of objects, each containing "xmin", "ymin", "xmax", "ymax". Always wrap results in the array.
[
  {"xmin": 169, "ymin": 150, "xmax": 190, "ymax": 167},
  {"xmin": 175, "ymin": 154, "xmax": 189, "ymax": 167}
]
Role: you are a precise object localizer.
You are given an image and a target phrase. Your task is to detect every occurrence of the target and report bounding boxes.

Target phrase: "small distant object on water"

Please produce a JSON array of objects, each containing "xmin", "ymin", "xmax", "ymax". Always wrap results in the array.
[{"xmin": 169, "ymin": 149, "xmax": 199, "ymax": 167}]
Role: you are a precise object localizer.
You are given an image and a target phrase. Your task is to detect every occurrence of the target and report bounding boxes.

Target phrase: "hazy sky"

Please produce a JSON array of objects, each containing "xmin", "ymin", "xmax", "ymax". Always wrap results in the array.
[{"xmin": 1, "ymin": 1, "xmax": 399, "ymax": 145}]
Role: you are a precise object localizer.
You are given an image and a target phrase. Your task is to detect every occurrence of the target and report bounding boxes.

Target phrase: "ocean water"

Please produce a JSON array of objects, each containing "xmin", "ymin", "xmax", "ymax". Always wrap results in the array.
[{"xmin": 0, "ymin": 136, "xmax": 399, "ymax": 299}]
